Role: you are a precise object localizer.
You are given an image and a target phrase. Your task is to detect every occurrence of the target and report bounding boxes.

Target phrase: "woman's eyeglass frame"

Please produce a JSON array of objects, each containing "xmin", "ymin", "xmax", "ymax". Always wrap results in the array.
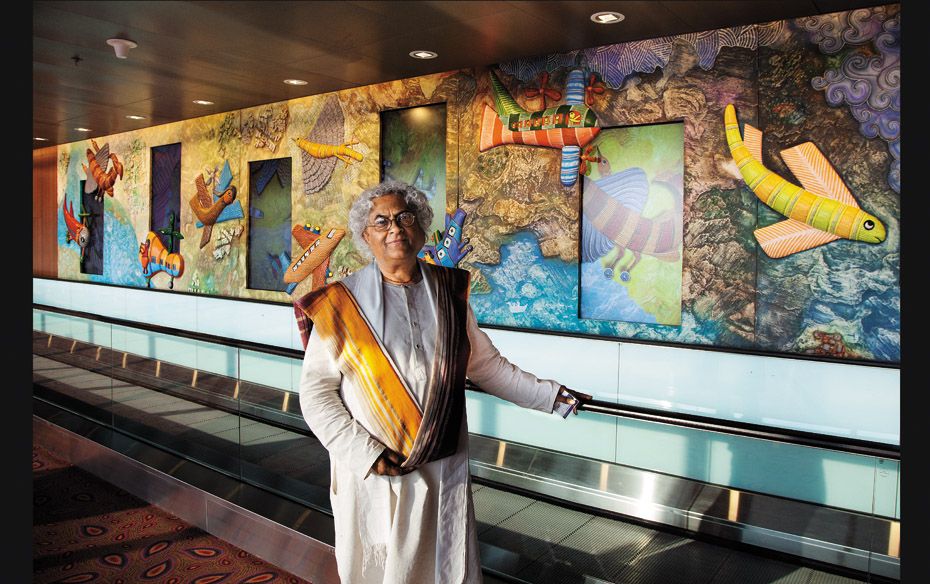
[{"xmin": 367, "ymin": 210, "xmax": 417, "ymax": 232}]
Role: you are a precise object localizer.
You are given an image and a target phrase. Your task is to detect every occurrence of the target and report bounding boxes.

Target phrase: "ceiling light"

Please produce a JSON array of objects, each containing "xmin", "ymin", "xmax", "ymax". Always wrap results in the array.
[
  {"xmin": 126, "ymin": 114, "xmax": 146, "ymax": 120},
  {"xmin": 284, "ymin": 78, "xmax": 308, "ymax": 85},
  {"xmin": 106, "ymin": 37, "xmax": 138, "ymax": 59},
  {"xmin": 409, "ymin": 50, "xmax": 438, "ymax": 59},
  {"xmin": 34, "ymin": 137, "xmax": 48, "ymax": 141},
  {"xmin": 193, "ymin": 100, "xmax": 214, "ymax": 105},
  {"xmin": 75, "ymin": 127, "xmax": 92, "ymax": 132},
  {"xmin": 591, "ymin": 11, "xmax": 624, "ymax": 24}
]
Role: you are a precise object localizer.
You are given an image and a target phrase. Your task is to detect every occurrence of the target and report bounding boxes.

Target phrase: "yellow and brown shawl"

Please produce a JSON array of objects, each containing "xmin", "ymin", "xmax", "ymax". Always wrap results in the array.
[{"xmin": 295, "ymin": 265, "xmax": 471, "ymax": 468}]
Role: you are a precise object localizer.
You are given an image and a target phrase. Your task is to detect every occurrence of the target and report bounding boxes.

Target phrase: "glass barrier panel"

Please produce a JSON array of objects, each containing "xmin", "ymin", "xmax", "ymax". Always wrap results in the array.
[
  {"xmin": 32, "ymin": 310, "xmax": 115, "ymax": 427},
  {"xmin": 465, "ymin": 392, "xmax": 619, "ymax": 462},
  {"xmin": 237, "ymin": 348, "xmax": 332, "ymax": 514},
  {"xmin": 195, "ymin": 296, "xmax": 296, "ymax": 348},
  {"xmin": 107, "ymin": 324, "xmax": 242, "ymax": 477},
  {"xmin": 482, "ymin": 327, "xmax": 621, "ymax": 403},
  {"xmin": 615, "ymin": 417, "xmax": 896, "ymax": 514},
  {"xmin": 618, "ymin": 343, "xmax": 900, "ymax": 445},
  {"xmin": 32, "ymin": 292, "xmax": 901, "ymax": 557},
  {"xmin": 872, "ymin": 458, "xmax": 899, "ymax": 520}
]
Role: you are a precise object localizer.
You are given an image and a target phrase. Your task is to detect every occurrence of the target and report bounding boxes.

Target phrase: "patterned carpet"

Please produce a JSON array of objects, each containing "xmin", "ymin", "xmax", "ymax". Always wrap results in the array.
[{"xmin": 33, "ymin": 444, "xmax": 312, "ymax": 584}]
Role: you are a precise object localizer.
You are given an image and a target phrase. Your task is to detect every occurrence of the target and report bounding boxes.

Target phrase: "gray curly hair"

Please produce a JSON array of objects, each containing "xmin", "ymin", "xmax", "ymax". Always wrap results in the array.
[{"xmin": 348, "ymin": 179, "xmax": 433, "ymax": 259}]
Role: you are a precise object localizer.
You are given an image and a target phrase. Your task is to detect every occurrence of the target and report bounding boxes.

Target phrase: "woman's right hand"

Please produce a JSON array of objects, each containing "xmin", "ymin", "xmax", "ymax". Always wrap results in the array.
[{"xmin": 370, "ymin": 448, "xmax": 413, "ymax": 476}]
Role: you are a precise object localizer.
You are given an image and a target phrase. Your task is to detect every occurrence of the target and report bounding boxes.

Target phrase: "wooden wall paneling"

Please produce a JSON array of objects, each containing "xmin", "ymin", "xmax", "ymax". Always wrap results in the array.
[{"xmin": 33, "ymin": 146, "xmax": 58, "ymax": 277}]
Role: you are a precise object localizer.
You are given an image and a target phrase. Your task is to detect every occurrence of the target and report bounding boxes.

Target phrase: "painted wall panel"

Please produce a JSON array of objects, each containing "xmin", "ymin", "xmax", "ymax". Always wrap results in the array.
[{"xmin": 33, "ymin": 146, "xmax": 58, "ymax": 278}]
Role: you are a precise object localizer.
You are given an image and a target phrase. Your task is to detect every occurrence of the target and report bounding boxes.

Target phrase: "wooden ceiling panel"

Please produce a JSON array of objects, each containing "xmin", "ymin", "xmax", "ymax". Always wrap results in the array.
[
  {"xmin": 658, "ymin": 0, "xmax": 821, "ymax": 31},
  {"xmin": 33, "ymin": 0, "xmax": 892, "ymax": 148}
]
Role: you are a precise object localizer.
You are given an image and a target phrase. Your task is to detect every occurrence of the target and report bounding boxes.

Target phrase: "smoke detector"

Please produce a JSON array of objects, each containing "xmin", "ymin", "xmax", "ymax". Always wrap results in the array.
[{"xmin": 106, "ymin": 37, "xmax": 138, "ymax": 59}]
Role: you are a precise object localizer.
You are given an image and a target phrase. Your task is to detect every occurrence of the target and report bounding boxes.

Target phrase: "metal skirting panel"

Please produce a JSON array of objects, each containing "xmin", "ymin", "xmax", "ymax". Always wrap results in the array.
[
  {"xmin": 33, "ymin": 415, "xmax": 339, "ymax": 584},
  {"xmin": 468, "ymin": 434, "xmax": 899, "ymax": 581}
]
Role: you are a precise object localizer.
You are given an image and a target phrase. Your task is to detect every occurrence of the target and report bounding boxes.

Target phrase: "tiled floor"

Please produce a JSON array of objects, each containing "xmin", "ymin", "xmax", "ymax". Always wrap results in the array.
[{"xmin": 33, "ymin": 441, "xmax": 312, "ymax": 584}]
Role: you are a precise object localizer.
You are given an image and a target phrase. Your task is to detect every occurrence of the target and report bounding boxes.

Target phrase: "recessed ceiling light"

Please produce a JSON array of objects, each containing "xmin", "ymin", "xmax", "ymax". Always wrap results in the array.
[
  {"xmin": 75, "ymin": 127, "xmax": 92, "ymax": 132},
  {"xmin": 126, "ymin": 114, "xmax": 146, "ymax": 120},
  {"xmin": 409, "ymin": 50, "xmax": 438, "ymax": 59},
  {"xmin": 284, "ymin": 78, "xmax": 308, "ymax": 85},
  {"xmin": 34, "ymin": 137, "xmax": 48, "ymax": 141},
  {"xmin": 193, "ymin": 100, "xmax": 214, "ymax": 105},
  {"xmin": 591, "ymin": 11, "xmax": 624, "ymax": 24}
]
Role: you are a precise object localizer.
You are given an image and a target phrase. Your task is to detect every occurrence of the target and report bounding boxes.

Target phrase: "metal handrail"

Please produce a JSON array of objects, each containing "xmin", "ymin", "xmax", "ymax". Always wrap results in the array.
[{"xmin": 33, "ymin": 303, "xmax": 900, "ymax": 460}]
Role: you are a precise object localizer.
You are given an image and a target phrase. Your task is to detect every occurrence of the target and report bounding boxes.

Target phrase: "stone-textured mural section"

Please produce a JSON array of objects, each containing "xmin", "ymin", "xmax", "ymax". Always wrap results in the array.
[{"xmin": 55, "ymin": 4, "xmax": 900, "ymax": 364}]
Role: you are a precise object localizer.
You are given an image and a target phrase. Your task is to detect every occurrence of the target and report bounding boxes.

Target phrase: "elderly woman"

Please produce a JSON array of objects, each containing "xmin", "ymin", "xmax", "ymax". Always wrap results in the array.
[{"xmin": 297, "ymin": 179, "xmax": 588, "ymax": 584}]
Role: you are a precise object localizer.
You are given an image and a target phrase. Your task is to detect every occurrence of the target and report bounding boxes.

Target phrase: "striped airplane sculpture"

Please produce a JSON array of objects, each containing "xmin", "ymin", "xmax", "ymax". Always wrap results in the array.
[{"xmin": 480, "ymin": 69, "xmax": 600, "ymax": 187}]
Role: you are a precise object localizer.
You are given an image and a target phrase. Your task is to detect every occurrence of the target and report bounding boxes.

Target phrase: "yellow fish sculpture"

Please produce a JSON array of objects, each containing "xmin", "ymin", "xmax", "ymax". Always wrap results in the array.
[{"xmin": 724, "ymin": 104, "xmax": 885, "ymax": 258}]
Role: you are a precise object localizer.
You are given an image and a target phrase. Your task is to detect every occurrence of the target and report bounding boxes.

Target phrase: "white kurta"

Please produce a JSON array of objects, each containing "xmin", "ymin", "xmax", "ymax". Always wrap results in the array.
[{"xmin": 298, "ymin": 261, "xmax": 561, "ymax": 584}]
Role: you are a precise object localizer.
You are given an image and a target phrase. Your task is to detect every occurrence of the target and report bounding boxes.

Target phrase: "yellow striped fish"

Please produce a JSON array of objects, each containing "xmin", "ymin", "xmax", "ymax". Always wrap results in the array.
[{"xmin": 724, "ymin": 104, "xmax": 885, "ymax": 258}]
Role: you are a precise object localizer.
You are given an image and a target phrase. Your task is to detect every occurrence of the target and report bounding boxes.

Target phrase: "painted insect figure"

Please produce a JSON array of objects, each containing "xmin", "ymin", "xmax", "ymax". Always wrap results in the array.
[
  {"xmin": 584, "ymin": 73, "xmax": 605, "ymax": 107},
  {"xmin": 578, "ymin": 143, "xmax": 607, "ymax": 177},
  {"xmin": 523, "ymin": 71, "xmax": 562, "ymax": 110}
]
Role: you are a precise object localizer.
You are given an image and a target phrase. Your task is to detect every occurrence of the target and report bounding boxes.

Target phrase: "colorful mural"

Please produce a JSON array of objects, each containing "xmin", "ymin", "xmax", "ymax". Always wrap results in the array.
[{"xmin": 52, "ymin": 4, "xmax": 900, "ymax": 364}]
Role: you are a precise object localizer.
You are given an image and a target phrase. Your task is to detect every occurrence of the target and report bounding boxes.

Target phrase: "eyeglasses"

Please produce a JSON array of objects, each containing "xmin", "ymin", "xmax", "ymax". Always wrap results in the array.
[{"xmin": 367, "ymin": 210, "xmax": 417, "ymax": 232}]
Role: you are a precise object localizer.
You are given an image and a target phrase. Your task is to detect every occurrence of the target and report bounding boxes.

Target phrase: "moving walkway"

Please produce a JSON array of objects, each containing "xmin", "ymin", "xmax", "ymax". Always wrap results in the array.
[{"xmin": 32, "ymin": 303, "xmax": 899, "ymax": 583}]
